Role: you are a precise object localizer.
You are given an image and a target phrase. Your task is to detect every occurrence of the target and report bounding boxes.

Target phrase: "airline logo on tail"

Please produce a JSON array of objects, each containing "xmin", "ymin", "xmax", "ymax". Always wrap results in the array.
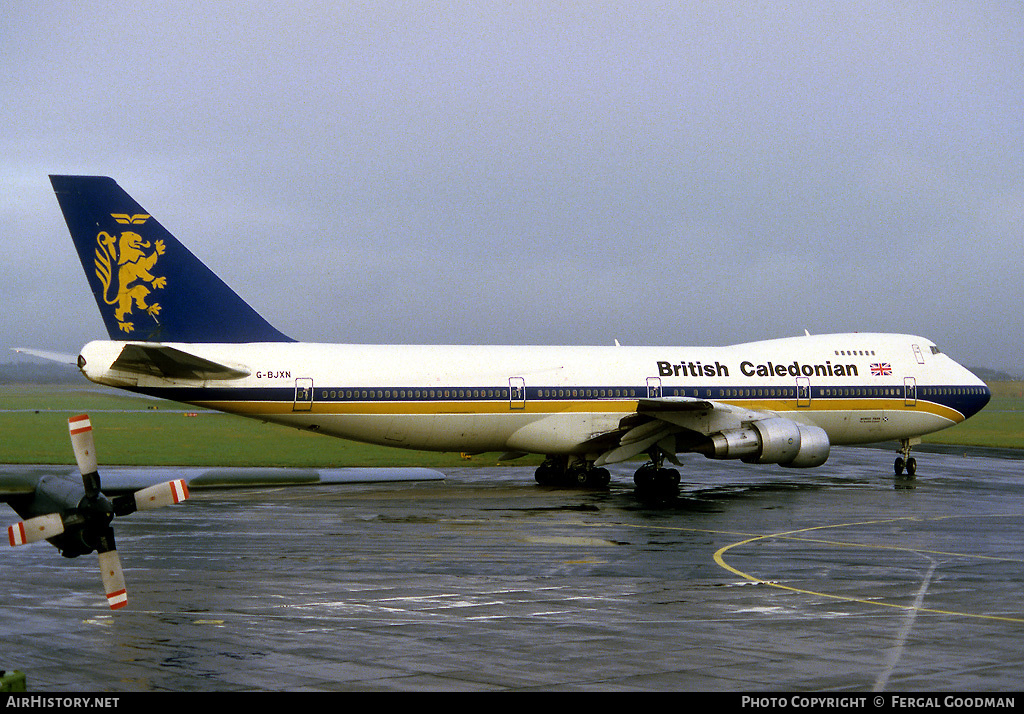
[
  {"xmin": 94, "ymin": 213, "xmax": 166, "ymax": 334},
  {"xmin": 111, "ymin": 213, "xmax": 151, "ymax": 225}
]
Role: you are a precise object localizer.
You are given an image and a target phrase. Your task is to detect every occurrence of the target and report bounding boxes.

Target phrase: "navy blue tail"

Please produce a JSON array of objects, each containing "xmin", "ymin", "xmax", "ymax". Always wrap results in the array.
[{"xmin": 51, "ymin": 175, "xmax": 292, "ymax": 343}]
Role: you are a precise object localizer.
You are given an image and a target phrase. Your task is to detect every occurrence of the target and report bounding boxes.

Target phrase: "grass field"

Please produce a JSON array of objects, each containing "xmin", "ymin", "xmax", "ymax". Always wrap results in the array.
[
  {"xmin": 0, "ymin": 385, "xmax": 528, "ymax": 468},
  {"xmin": 922, "ymin": 381, "xmax": 1024, "ymax": 449},
  {"xmin": 1, "ymin": 383, "xmax": 1021, "ymax": 467}
]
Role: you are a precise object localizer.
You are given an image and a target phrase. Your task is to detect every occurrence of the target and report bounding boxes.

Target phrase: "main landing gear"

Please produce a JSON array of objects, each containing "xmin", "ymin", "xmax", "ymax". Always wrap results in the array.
[
  {"xmin": 534, "ymin": 449, "xmax": 683, "ymax": 499},
  {"xmin": 632, "ymin": 449, "xmax": 681, "ymax": 500},
  {"xmin": 534, "ymin": 456, "xmax": 611, "ymax": 489},
  {"xmin": 894, "ymin": 438, "xmax": 919, "ymax": 479}
]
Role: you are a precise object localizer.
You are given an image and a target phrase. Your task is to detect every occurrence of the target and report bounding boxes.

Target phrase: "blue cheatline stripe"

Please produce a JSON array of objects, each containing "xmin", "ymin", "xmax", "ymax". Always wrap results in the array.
[{"xmin": 126, "ymin": 383, "xmax": 990, "ymax": 419}]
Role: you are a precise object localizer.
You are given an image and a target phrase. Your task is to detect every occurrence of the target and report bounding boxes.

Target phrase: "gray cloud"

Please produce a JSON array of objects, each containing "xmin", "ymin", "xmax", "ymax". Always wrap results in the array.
[{"xmin": 3, "ymin": 1, "xmax": 1022, "ymax": 370}]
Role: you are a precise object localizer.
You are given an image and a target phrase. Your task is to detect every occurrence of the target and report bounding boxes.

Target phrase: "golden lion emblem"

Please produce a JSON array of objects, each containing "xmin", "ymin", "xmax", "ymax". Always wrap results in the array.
[{"xmin": 95, "ymin": 230, "xmax": 166, "ymax": 333}]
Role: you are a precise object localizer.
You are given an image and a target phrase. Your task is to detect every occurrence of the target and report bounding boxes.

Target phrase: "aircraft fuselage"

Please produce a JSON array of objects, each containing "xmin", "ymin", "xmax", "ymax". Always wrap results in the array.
[{"xmin": 78, "ymin": 332, "xmax": 990, "ymax": 460}]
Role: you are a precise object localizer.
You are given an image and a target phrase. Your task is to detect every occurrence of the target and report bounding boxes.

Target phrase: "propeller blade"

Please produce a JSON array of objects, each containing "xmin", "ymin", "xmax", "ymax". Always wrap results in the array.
[
  {"xmin": 134, "ymin": 479, "xmax": 190, "ymax": 511},
  {"xmin": 96, "ymin": 528, "xmax": 127, "ymax": 610},
  {"xmin": 68, "ymin": 414, "xmax": 100, "ymax": 495},
  {"xmin": 97, "ymin": 549, "xmax": 128, "ymax": 610},
  {"xmin": 7, "ymin": 513, "xmax": 65, "ymax": 546}
]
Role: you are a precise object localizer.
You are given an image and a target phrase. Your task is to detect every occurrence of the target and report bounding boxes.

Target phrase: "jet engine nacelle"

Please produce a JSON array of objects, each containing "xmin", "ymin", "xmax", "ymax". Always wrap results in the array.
[{"xmin": 701, "ymin": 417, "xmax": 830, "ymax": 468}]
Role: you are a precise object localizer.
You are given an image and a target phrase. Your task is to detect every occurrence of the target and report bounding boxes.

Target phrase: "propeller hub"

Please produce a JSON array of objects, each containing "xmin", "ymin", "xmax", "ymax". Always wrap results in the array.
[
  {"xmin": 5, "ymin": 414, "xmax": 191, "ymax": 610},
  {"xmin": 77, "ymin": 493, "xmax": 115, "ymax": 526}
]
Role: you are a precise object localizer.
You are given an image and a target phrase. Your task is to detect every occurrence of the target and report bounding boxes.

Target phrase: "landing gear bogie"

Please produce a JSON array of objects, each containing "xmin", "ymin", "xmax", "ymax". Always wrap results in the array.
[
  {"xmin": 534, "ymin": 457, "xmax": 610, "ymax": 489},
  {"xmin": 633, "ymin": 462, "xmax": 681, "ymax": 500},
  {"xmin": 534, "ymin": 457, "xmax": 565, "ymax": 486},
  {"xmin": 581, "ymin": 467, "xmax": 611, "ymax": 488}
]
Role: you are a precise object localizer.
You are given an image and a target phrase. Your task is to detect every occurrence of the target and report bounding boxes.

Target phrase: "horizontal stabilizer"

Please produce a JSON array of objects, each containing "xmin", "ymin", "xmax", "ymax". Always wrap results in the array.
[
  {"xmin": 110, "ymin": 343, "xmax": 250, "ymax": 380},
  {"xmin": 10, "ymin": 348, "xmax": 78, "ymax": 365}
]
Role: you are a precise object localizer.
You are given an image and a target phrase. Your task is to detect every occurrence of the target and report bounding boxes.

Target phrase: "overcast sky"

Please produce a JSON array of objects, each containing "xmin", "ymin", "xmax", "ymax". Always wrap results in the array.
[{"xmin": 2, "ymin": 2, "xmax": 1022, "ymax": 370}]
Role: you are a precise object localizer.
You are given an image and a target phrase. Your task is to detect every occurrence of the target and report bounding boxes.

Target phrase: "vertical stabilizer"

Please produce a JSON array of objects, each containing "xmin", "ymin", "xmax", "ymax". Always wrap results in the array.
[{"xmin": 50, "ymin": 175, "xmax": 292, "ymax": 343}]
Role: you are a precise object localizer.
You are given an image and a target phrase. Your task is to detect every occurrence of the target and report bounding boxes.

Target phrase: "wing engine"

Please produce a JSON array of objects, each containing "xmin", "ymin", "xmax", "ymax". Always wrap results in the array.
[
  {"xmin": 595, "ymin": 399, "xmax": 830, "ymax": 470},
  {"xmin": 693, "ymin": 416, "xmax": 830, "ymax": 468}
]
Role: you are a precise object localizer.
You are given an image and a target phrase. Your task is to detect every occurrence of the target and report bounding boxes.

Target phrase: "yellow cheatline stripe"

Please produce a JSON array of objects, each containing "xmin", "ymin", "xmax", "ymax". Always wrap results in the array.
[
  {"xmin": 710, "ymin": 516, "xmax": 1024, "ymax": 623},
  {"xmin": 189, "ymin": 396, "xmax": 962, "ymax": 421},
  {"xmin": 721, "ymin": 398, "xmax": 964, "ymax": 423},
  {"xmin": 193, "ymin": 399, "xmax": 640, "ymax": 416}
]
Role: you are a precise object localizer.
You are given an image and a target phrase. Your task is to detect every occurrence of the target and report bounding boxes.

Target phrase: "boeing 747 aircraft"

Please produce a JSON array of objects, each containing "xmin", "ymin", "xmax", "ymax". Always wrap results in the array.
[{"xmin": 44, "ymin": 175, "xmax": 991, "ymax": 497}]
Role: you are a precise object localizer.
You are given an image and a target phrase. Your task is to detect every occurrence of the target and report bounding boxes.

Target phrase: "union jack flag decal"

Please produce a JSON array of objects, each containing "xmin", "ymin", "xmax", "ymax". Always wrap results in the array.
[{"xmin": 870, "ymin": 363, "xmax": 892, "ymax": 376}]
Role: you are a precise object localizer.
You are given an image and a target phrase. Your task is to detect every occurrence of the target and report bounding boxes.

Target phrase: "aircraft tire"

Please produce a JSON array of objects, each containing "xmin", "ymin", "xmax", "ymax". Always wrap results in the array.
[
  {"xmin": 634, "ymin": 465, "xmax": 679, "ymax": 499},
  {"xmin": 591, "ymin": 467, "xmax": 611, "ymax": 488},
  {"xmin": 633, "ymin": 463, "xmax": 656, "ymax": 489},
  {"xmin": 535, "ymin": 461, "xmax": 561, "ymax": 485},
  {"xmin": 569, "ymin": 465, "xmax": 611, "ymax": 488}
]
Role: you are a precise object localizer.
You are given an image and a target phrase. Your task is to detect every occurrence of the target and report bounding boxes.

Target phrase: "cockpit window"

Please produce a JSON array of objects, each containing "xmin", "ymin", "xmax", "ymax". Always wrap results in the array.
[{"xmin": 930, "ymin": 345, "xmax": 942, "ymax": 355}]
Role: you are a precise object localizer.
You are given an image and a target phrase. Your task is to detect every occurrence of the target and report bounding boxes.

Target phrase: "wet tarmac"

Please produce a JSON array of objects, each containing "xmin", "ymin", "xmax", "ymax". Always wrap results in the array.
[{"xmin": 2, "ymin": 445, "xmax": 1023, "ymax": 692}]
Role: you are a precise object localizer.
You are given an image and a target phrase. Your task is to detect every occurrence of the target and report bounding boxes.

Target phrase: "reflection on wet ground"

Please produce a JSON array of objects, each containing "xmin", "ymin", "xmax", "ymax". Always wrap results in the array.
[{"xmin": 3, "ymin": 446, "xmax": 1023, "ymax": 691}]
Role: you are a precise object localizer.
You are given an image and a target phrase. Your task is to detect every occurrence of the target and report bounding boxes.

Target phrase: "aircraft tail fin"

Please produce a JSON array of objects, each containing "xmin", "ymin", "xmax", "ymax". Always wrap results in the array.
[{"xmin": 50, "ymin": 175, "xmax": 292, "ymax": 343}]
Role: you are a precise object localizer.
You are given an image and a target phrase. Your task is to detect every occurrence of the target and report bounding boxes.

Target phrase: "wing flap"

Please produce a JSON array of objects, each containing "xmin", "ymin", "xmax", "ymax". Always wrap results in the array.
[
  {"xmin": 594, "ymin": 427, "xmax": 679, "ymax": 466},
  {"xmin": 593, "ymin": 397, "xmax": 756, "ymax": 466}
]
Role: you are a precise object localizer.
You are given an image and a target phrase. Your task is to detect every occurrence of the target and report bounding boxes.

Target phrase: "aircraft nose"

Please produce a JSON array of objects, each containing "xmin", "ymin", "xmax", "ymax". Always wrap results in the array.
[{"xmin": 962, "ymin": 384, "xmax": 992, "ymax": 420}]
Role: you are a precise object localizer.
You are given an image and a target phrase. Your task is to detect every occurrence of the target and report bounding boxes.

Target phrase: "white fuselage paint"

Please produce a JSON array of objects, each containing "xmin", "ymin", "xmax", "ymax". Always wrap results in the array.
[{"xmin": 77, "ymin": 333, "xmax": 990, "ymax": 458}]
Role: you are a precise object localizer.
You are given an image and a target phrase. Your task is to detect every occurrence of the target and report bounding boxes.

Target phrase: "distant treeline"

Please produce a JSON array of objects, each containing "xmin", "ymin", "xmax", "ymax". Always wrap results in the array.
[
  {"xmin": 971, "ymin": 367, "xmax": 1022, "ymax": 382},
  {"xmin": 0, "ymin": 362, "xmax": 80, "ymax": 384}
]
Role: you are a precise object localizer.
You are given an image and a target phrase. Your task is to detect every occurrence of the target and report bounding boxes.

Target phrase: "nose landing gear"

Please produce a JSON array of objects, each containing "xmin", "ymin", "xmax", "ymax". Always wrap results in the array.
[{"xmin": 894, "ymin": 438, "xmax": 920, "ymax": 479}]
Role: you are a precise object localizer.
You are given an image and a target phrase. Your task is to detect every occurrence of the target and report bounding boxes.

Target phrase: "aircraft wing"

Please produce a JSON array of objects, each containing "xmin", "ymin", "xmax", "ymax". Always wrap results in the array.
[
  {"xmin": 591, "ymin": 396, "xmax": 752, "ymax": 467},
  {"xmin": 0, "ymin": 465, "xmax": 444, "ymax": 500},
  {"xmin": 0, "ymin": 468, "xmax": 42, "ymax": 497}
]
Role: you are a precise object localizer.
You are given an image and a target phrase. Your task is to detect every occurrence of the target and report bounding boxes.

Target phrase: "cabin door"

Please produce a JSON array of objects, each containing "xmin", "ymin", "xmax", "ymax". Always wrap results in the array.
[
  {"xmin": 509, "ymin": 377, "xmax": 526, "ymax": 410},
  {"xmin": 294, "ymin": 378, "xmax": 314, "ymax": 412},
  {"xmin": 796, "ymin": 377, "xmax": 811, "ymax": 407},
  {"xmin": 903, "ymin": 377, "xmax": 917, "ymax": 407}
]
